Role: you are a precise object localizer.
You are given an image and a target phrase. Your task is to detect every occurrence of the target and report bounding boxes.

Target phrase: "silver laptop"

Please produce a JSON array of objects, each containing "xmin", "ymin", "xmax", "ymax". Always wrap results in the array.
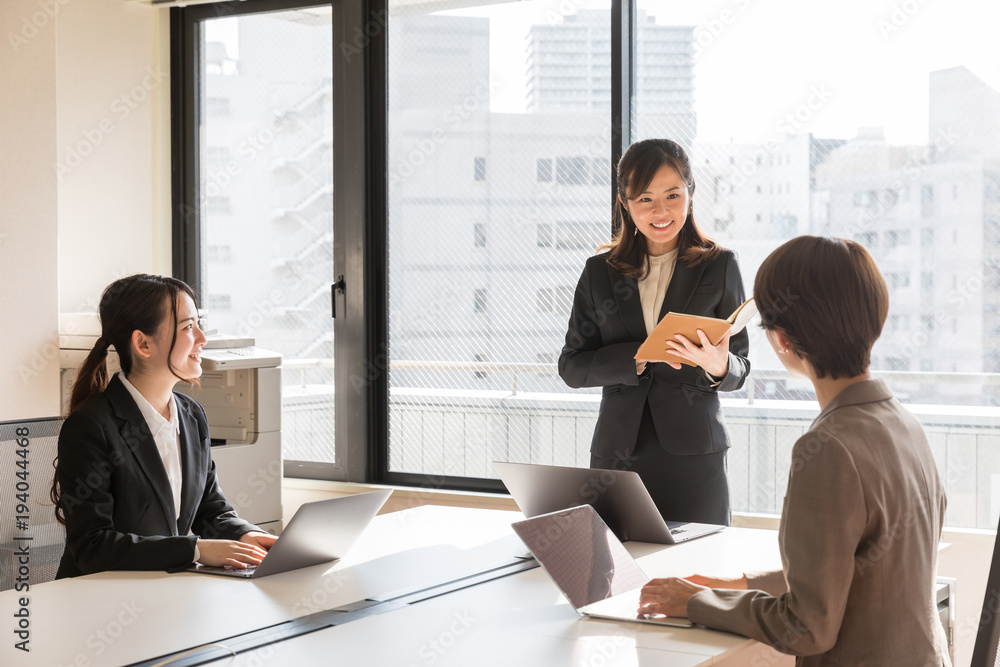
[
  {"xmin": 494, "ymin": 461, "xmax": 723, "ymax": 545},
  {"xmin": 187, "ymin": 489, "xmax": 392, "ymax": 579},
  {"xmin": 512, "ymin": 504, "xmax": 694, "ymax": 628}
]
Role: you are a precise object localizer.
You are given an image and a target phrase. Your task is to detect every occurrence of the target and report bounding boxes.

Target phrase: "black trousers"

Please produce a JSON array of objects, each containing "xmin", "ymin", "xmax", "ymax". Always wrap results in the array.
[{"xmin": 591, "ymin": 401, "xmax": 731, "ymax": 526}]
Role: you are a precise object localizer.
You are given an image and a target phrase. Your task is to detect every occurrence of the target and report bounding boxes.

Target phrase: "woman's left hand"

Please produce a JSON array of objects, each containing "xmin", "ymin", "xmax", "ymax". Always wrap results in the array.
[
  {"xmin": 637, "ymin": 577, "xmax": 708, "ymax": 618},
  {"xmin": 665, "ymin": 329, "xmax": 731, "ymax": 378},
  {"xmin": 240, "ymin": 531, "xmax": 278, "ymax": 551}
]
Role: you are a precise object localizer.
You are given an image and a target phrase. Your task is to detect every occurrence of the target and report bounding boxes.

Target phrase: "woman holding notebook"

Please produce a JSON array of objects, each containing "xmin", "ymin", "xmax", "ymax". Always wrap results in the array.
[
  {"xmin": 51, "ymin": 274, "xmax": 274, "ymax": 577},
  {"xmin": 559, "ymin": 138, "xmax": 750, "ymax": 526},
  {"xmin": 637, "ymin": 237, "xmax": 950, "ymax": 666}
]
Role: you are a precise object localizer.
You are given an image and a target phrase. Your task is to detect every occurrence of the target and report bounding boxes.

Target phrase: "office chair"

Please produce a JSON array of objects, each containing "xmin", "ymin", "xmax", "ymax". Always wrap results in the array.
[
  {"xmin": 0, "ymin": 418, "xmax": 65, "ymax": 589},
  {"xmin": 971, "ymin": 510, "xmax": 1000, "ymax": 667}
]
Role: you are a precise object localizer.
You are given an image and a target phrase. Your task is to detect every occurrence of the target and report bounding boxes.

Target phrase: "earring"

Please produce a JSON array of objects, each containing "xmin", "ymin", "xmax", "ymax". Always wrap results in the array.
[{"xmin": 633, "ymin": 227, "xmax": 637, "ymax": 236}]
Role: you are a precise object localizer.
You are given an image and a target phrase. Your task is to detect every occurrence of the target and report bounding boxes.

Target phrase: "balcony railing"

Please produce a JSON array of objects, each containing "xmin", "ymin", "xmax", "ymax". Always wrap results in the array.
[{"xmin": 280, "ymin": 359, "xmax": 1000, "ymax": 529}]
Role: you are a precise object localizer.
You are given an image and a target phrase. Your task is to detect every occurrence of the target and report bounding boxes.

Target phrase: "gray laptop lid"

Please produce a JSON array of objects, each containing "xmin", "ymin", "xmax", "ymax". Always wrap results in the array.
[
  {"xmin": 494, "ymin": 461, "xmax": 677, "ymax": 544},
  {"xmin": 250, "ymin": 489, "xmax": 392, "ymax": 577},
  {"xmin": 511, "ymin": 505, "xmax": 648, "ymax": 610}
]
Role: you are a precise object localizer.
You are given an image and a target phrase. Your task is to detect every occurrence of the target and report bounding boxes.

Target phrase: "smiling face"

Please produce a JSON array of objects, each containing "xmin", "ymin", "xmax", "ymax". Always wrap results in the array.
[
  {"xmin": 167, "ymin": 292, "xmax": 207, "ymax": 381},
  {"xmin": 622, "ymin": 164, "xmax": 691, "ymax": 256},
  {"xmin": 139, "ymin": 292, "xmax": 206, "ymax": 384}
]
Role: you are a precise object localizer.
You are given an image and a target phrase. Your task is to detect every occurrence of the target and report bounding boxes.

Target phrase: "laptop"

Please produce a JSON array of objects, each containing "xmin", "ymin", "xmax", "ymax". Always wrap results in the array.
[
  {"xmin": 512, "ymin": 504, "xmax": 693, "ymax": 628},
  {"xmin": 187, "ymin": 489, "xmax": 392, "ymax": 579},
  {"xmin": 493, "ymin": 461, "xmax": 723, "ymax": 545}
]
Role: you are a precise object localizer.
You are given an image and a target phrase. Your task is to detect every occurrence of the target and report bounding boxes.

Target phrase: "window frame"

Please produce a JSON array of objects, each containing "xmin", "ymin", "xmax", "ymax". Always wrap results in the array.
[
  {"xmin": 170, "ymin": 0, "xmax": 380, "ymax": 483},
  {"xmin": 171, "ymin": 1, "xmax": 640, "ymax": 493}
]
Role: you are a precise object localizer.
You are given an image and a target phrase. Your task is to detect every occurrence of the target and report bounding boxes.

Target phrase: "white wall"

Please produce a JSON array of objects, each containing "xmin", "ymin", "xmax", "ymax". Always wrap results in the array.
[
  {"xmin": 56, "ymin": 0, "xmax": 170, "ymax": 312},
  {"xmin": 0, "ymin": 1, "xmax": 60, "ymax": 420},
  {"xmin": 0, "ymin": 0, "xmax": 170, "ymax": 420}
]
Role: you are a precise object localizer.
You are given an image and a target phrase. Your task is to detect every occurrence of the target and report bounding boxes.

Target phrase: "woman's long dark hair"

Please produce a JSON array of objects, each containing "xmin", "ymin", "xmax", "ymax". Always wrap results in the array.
[
  {"xmin": 52, "ymin": 274, "xmax": 200, "ymax": 525},
  {"xmin": 599, "ymin": 138, "xmax": 720, "ymax": 277}
]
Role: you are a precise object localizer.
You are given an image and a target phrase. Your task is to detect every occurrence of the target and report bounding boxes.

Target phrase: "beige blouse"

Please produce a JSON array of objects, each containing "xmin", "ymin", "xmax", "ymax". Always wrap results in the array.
[{"xmin": 638, "ymin": 248, "xmax": 678, "ymax": 335}]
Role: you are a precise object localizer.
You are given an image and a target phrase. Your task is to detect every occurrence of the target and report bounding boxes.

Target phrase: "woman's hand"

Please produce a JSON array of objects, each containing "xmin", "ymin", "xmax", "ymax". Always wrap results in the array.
[
  {"xmin": 240, "ymin": 531, "xmax": 278, "ymax": 551},
  {"xmin": 196, "ymin": 538, "xmax": 269, "ymax": 569},
  {"xmin": 664, "ymin": 329, "xmax": 731, "ymax": 378},
  {"xmin": 637, "ymin": 577, "xmax": 708, "ymax": 618}
]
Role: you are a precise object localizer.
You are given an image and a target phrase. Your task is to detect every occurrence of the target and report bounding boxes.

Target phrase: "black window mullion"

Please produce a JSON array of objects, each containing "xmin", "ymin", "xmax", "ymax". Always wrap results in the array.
[{"xmin": 610, "ymin": 0, "xmax": 635, "ymax": 237}]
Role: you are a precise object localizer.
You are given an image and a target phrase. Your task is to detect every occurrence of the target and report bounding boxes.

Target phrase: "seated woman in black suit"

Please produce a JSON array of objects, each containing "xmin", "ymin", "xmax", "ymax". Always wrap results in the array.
[{"xmin": 52, "ymin": 274, "xmax": 276, "ymax": 577}]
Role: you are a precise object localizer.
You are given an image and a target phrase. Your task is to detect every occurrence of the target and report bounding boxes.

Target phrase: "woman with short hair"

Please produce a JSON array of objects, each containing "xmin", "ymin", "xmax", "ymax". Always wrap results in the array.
[{"xmin": 638, "ymin": 236, "xmax": 950, "ymax": 666}]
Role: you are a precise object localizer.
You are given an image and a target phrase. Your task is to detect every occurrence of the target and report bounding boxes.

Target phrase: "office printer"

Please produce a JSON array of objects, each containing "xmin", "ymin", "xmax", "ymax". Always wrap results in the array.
[{"xmin": 59, "ymin": 316, "xmax": 283, "ymax": 532}]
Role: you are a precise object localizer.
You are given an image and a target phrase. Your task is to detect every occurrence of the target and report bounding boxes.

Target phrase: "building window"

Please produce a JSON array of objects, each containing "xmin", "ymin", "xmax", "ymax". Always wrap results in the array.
[
  {"xmin": 536, "ymin": 223, "xmax": 553, "ymax": 248},
  {"xmin": 206, "ymin": 196, "xmax": 232, "ymax": 214},
  {"xmin": 536, "ymin": 288, "xmax": 553, "ymax": 313},
  {"xmin": 207, "ymin": 294, "xmax": 232, "ymax": 311},
  {"xmin": 474, "ymin": 288, "xmax": 488, "ymax": 313},
  {"xmin": 473, "ymin": 223, "xmax": 487, "ymax": 248},
  {"xmin": 921, "ymin": 185, "xmax": 934, "ymax": 217},
  {"xmin": 535, "ymin": 287, "xmax": 573, "ymax": 313},
  {"xmin": 921, "ymin": 228, "xmax": 933, "ymax": 248},
  {"xmin": 886, "ymin": 273, "xmax": 910, "ymax": 289},
  {"xmin": 536, "ymin": 158, "xmax": 553, "ymax": 182},
  {"xmin": 473, "ymin": 157, "xmax": 487, "ymax": 182},
  {"xmin": 556, "ymin": 156, "xmax": 588, "ymax": 185},
  {"xmin": 856, "ymin": 232, "xmax": 876, "ymax": 247},
  {"xmin": 922, "ymin": 272, "xmax": 934, "ymax": 290},
  {"xmin": 473, "ymin": 353, "xmax": 488, "ymax": 380},
  {"xmin": 206, "ymin": 245, "xmax": 232, "ymax": 262},
  {"xmin": 591, "ymin": 157, "xmax": 609, "ymax": 185},
  {"xmin": 885, "ymin": 230, "xmax": 910, "ymax": 248},
  {"xmin": 886, "ymin": 357, "xmax": 910, "ymax": 371},
  {"xmin": 205, "ymin": 96, "xmax": 230, "ymax": 115}
]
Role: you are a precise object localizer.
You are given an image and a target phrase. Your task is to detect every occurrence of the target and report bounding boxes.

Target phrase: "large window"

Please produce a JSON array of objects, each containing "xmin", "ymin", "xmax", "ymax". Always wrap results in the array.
[
  {"xmin": 177, "ymin": 1, "xmax": 1000, "ymax": 528},
  {"xmin": 386, "ymin": 1, "xmax": 612, "ymax": 479}
]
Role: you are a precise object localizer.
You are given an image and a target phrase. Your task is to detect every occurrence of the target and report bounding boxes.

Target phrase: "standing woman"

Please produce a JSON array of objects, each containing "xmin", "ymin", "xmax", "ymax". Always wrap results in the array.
[
  {"xmin": 637, "ymin": 237, "xmax": 949, "ymax": 665},
  {"xmin": 560, "ymin": 138, "xmax": 750, "ymax": 525},
  {"xmin": 52, "ymin": 274, "xmax": 276, "ymax": 577}
]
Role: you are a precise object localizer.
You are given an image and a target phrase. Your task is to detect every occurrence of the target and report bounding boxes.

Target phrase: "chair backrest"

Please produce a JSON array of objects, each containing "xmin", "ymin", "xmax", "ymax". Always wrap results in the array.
[
  {"xmin": 971, "ymin": 511, "xmax": 1000, "ymax": 667},
  {"xmin": 0, "ymin": 418, "xmax": 65, "ymax": 589}
]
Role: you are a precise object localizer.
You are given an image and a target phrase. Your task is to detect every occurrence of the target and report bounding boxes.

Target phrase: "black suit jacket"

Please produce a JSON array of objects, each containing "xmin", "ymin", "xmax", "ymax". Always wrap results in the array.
[
  {"xmin": 559, "ymin": 249, "xmax": 750, "ymax": 458},
  {"xmin": 55, "ymin": 375, "xmax": 259, "ymax": 578}
]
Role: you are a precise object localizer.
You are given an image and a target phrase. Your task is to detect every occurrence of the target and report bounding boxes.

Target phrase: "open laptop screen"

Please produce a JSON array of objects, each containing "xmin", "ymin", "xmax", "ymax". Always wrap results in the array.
[{"xmin": 512, "ymin": 505, "xmax": 648, "ymax": 610}]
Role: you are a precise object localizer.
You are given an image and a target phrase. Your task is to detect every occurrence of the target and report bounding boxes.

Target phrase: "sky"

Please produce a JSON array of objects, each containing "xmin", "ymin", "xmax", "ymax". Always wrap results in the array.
[{"xmin": 439, "ymin": 0, "xmax": 1000, "ymax": 146}]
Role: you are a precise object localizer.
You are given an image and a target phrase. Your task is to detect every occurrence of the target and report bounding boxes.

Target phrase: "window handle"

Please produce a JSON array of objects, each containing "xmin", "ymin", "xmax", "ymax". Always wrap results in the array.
[{"xmin": 331, "ymin": 275, "xmax": 346, "ymax": 319}]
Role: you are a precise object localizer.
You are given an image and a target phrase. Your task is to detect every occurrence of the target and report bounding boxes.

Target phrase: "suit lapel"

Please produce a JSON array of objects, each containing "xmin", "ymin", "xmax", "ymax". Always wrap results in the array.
[
  {"xmin": 175, "ymin": 400, "xmax": 202, "ymax": 534},
  {"xmin": 658, "ymin": 257, "xmax": 708, "ymax": 321},
  {"xmin": 609, "ymin": 265, "xmax": 647, "ymax": 343},
  {"xmin": 106, "ymin": 375, "xmax": 178, "ymax": 534}
]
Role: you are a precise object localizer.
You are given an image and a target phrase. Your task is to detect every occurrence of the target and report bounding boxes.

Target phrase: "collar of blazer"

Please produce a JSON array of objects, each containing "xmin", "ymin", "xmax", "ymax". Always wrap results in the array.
[
  {"xmin": 106, "ymin": 374, "xmax": 198, "ymax": 535},
  {"xmin": 813, "ymin": 378, "xmax": 894, "ymax": 427},
  {"xmin": 611, "ymin": 254, "xmax": 709, "ymax": 343}
]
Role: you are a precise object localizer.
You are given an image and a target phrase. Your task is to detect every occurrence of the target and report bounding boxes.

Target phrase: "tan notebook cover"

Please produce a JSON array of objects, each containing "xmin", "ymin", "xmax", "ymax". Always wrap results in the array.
[{"xmin": 635, "ymin": 298, "xmax": 757, "ymax": 365}]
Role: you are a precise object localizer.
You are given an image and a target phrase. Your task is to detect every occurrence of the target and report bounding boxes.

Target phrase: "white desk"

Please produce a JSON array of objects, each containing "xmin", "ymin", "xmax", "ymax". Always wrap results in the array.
[{"xmin": 0, "ymin": 507, "xmax": 791, "ymax": 667}]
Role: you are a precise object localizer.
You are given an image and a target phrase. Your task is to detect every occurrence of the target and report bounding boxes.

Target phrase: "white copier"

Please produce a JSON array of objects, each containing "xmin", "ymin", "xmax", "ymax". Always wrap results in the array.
[{"xmin": 59, "ymin": 314, "xmax": 283, "ymax": 533}]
